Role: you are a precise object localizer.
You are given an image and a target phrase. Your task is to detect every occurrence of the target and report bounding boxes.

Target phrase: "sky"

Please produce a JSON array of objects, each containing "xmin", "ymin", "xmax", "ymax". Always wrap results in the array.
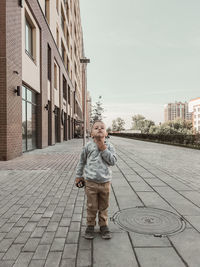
[{"xmin": 80, "ymin": 0, "xmax": 200, "ymax": 129}]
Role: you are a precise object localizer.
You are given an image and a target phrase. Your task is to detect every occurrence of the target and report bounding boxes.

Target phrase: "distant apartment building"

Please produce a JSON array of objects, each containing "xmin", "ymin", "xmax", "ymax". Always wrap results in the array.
[
  {"xmin": 189, "ymin": 97, "xmax": 200, "ymax": 133},
  {"xmin": 164, "ymin": 102, "xmax": 192, "ymax": 122},
  {"xmin": 0, "ymin": 0, "xmax": 87, "ymax": 160}
]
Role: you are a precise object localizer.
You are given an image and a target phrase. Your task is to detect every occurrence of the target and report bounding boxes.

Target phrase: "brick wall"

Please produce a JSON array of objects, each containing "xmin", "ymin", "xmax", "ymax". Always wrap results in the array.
[{"xmin": 0, "ymin": 0, "xmax": 80, "ymax": 160}]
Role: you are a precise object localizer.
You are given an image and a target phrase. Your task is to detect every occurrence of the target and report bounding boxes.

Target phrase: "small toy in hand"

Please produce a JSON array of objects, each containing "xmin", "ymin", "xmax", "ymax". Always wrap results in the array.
[{"xmin": 76, "ymin": 180, "xmax": 85, "ymax": 188}]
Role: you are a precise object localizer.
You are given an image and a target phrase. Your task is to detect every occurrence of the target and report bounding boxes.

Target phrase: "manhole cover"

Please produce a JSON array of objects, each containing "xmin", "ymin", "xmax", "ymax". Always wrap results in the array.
[{"xmin": 111, "ymin": 207, "xmax": 185, "ymax": 236}]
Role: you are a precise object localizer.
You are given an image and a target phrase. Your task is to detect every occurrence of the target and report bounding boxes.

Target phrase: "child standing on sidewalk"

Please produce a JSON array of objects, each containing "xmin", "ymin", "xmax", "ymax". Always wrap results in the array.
[{"xmin": 75, "ymin": 121, "xmax": 117, "ymax": 239}]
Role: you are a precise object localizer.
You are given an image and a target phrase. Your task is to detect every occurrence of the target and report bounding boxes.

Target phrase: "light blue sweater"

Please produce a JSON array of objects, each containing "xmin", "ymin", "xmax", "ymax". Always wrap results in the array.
[{"xmin": 76, "ymin": 140, "xmax": 117, "ymax": 183}]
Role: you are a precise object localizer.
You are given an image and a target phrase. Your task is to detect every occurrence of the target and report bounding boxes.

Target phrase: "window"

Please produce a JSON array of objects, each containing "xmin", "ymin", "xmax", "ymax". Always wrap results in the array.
[
  {"xmin": 70, "ymin": 46, "xmax": 72, "ymax": 59},
  {"xmin": 45, "ymin": 0, "xmax": 50, "ymax": 24},
  {"xmin": 56, "ymin": 0, "xmax": 59, "ymax": 13},
  {"xmin": 56, "ymin": 27, "xmax": 59, "ymax": 48},
  {"xmin": 74, "ymin": 62, "xmax": 77, "ymax": 75},
  {"xmin": 47, "ymin": 44, "xmax": 51, "ymax": 81},
  {"xmin": 61, "ymin": 41, "xmax": 65, "ymax": 63},
  {"xmin": 67, "ymin": 29, "xmax": 70, "ymax": 49},
  {"xmin": 63, "ymin": 76, "xmax": 67, "ymax": 100},
  {"xmin": 22, "ymin": 85, "xmax": 37, "ymax": 152},
  {"xmin": 74, "ymin": 4, "xmax": 76, "ymax": 17},
  {"xmin": 66, "ymin": 56, "xmax": 70, "ymax": 73},
  {"xmin": 25, "ymin": 18, "xmax": 33, "ymax": 58},
  {"xmin": 70, "ymin": 23, "xmax": 72, "ymax": 36},
  {"xmin": 74, "ymin": 43, "xmax": 77, "ymax": 57},
  {"xmin": 66, "ymin": 3, "xmax": 69, "ymax": 21},
  {"xmin": 54, "ymin": 63, "xmax": 57, "ymax": 89},
  {"xmin": 61, "ymin": 7, "xmax": 65, "ymax": 33},
  {"xmin": 68, "ymin": 86, "xmax": 71, "ymax": 104}
]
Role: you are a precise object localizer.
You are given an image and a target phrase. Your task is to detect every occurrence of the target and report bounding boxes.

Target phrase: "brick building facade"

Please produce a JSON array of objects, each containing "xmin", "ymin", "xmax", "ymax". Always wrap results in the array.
[{"xmin": 0, "ymin": 0, "xmax": 87, "ymax": 160}]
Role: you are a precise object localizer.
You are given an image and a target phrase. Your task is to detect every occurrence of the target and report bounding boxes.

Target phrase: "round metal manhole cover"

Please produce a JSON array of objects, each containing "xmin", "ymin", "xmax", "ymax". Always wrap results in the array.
[{"xmin": 112, "ymin": 207, "xmax": 185, "ymax": 236}]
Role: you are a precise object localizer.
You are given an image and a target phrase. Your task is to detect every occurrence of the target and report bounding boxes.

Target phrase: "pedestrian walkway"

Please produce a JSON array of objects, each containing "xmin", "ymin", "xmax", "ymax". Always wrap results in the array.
[{"xmin": 0, "ymin": 137, "xmax": 200, "ymax": 267}]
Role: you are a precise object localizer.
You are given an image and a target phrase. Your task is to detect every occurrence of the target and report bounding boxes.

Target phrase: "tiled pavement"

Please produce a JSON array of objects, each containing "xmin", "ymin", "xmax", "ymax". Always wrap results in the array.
[{"xmin": 0, "ymin": 137, "xmax": 200, "ymax": 267}]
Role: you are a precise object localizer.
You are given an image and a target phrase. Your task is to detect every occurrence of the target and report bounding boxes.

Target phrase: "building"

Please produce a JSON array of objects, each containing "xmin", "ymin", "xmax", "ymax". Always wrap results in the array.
[
  {"xmin": 164, "ymin": 102, "xmax": 192, "ymax": 122},
  {"xmin": 0, "ymin": 0, "xmax": 87, "ymax": 160},
  {"xmin": 189, "ymin": 97, "xmax": 200, "ymax": 133}
]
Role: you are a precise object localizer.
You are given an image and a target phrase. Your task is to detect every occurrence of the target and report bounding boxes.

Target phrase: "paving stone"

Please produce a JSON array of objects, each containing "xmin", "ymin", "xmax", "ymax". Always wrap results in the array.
[
  {"xmin": 130, "ymin": 181, "xmax": 154, "ymax": 192},
  {"xmin": 55, "ymin": 227, "xmax": 68, "ymax": 238},
  {"xmin": 22, "ymin": 238, "xmax": 40, "ymax": 252},
  {"xmin": 59, "ymin": 218, "xmax": 71, "ymax": 227},
  {"xmin": 0, "ymin": 239, "xmax": 14, "ymax": 252},
  {"xmin": 155, "ymin": 187, "xmax": 200, "ymax": 215},
  {"xmin": 0, "ymin": 223, "xmax": 15, "ymax": 233},
  {"xmin": 66, "ymin": 232, "xmax": 79, "ymax": 244},
  {"xmin": 0, "ymin": 260, "xmax": 15, "ymax": 267},
  {"xmin": 72, "ymin": 214, "xmax": 82, "ymax": 222},
  {"xmin": 184, "ymin": 216, "xmax": 200, "ymax": 232},
  {"xmin": 8, "ymin": 214, "xmax": 22, "ymax": 223},
  {"xmin": 5, "ymin": 227, "xmax": 22, "ymax": 239},
  {"xmin": 15, "ymin": 218, "xmax": 29, "ymax": 227},
  {"xmin": 62, "ymin": 244, "xmax": 77, "ymax": 259},
  {"xmin": 169, "ymin": 228, "xmax": 200, "ymax": 267},
  {"xmin": 3, "ymin": 244, "xmax": 23, "ymax": 260},
  {"xmin": 135, "ymin": 247, "xmax": 185, "ymax": 267},
  {"xmin": 13, "ymin": 252, "xmax": 33, "ymax": 267},
  {"xmin": 36, "ymin": 207, "xmax": 46, "ymax": 214},
  {"xmin": 30, "ymin": 214, "xmax": 42, "ymax": 222},
  {"xmin": 40, "ymin": 232, "xmax": 55, "ymax": 244},
  {"xmin": 42, "ymin": 211, "xmax": 54, "ymax": 218},
  {"xmin": 46, "ymin": 222, "xmax": 59, "ymax": 232},
  {"xmin": 33, "ymin": 245, "xmax": 50, "ymax": 260},
  {"xmin": 129, "ymin": 232, "xmax": 171, "ymax": 247},
  {"xmin": 93, "ymin": 232, "xmax": 138, "ymax": 267},
  {"xmin": 60, "ymin": 259, "xmax": 76, "ymax": 267},
  {"xmin": 180, "ymin": 191, "xmax": 200, "ymax": 207},
  {"xmin": 28, "ymin": 259, "xmax": 45, "ymax": 267},
  {"xmin": 77, "ymin": 249, "xmax": 91, "ymax": 267},
  {"xmin": 50, "ymin": 214, "xmax": 62, "ymax": 222},
  {"xmin": 14, "ymin": 232, "xmax": 31, "ymax": 244},
  {"xmin": 50, "ymin": 238, "xmax": 65, "ymax": 251},
  {"xmin": 37, "ymin": 218, "xmax": 50, "ymax": 227},
  {"xmin": 44, "ymin": 252, "xmax": 62, "ymax": 267},
  {"xmin": 22, "ymin": 222, "xmax": 37, "ymax": 232},
  {"xmin": 31, "ymin": 227, "xmax": 46, "ymax": 238},
  {"xmin": 69, "ymin": 222, "xmax": 81, "ymax": 232}
]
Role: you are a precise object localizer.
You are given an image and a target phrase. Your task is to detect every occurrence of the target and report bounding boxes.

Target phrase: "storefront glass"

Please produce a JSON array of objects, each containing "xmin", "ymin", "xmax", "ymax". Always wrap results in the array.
[{"xmin": 22, "ymin": 85, "xmax": 37, "ymax": 152}]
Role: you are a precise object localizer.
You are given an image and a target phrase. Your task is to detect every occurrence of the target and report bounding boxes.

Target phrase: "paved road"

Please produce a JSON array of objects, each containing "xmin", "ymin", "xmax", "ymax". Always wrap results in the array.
[{"xmin": 0, "ymin": 136, "xmax": 200, "ymax": 267}]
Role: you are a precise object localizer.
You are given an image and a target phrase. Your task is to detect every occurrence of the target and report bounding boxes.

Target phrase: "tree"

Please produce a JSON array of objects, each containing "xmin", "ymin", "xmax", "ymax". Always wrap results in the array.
[
  {"xmin": 149, "ymin": 119, "xmax": 193, "ymax": 135},
  {"xmin": 112, "ymin": 120, "xmax": 118, "ymax": 131},
  {"xmin": 106, "ymin": 127, "xmax": 112, "ymax": 133},
  {"xmin": 131, "ymin": 114, "xmax": 145, "ymax": 130},
  {"xmin": 116, "ymin": 117, "xmax": 125, "ymax": 131},
  {"xmin": 131, "ymin": 114, "xmax": 155, "ymax": 133},
  {"xmin": 111, "ymin": 117, "xmax": 125, "ymax": 131},
  {"xmin": 91, "ymin": 96, "xmax": 104, "ymax": 124}
]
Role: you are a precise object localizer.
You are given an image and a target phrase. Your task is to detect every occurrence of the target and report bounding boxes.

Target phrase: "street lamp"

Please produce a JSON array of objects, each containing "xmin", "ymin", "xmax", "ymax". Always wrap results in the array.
[{"xmin": 80, "ymin": 57, "xmax": 90, "ymax": 146}]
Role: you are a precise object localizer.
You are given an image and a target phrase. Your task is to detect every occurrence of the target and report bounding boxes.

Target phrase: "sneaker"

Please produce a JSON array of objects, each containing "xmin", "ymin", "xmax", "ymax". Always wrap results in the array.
[
  {"xmin": 84, "ymin": 226, "xmax": 95, "ymax": 239},
  {"xmin": 100, "ymin": 226, "xmax": 112, "ymax": 239}
]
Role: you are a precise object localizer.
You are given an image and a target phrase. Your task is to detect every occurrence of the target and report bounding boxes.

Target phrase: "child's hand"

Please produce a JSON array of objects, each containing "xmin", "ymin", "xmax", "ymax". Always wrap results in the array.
[
  {"xmin": 75, "ymin": 177, "xmax": 85, "ymax": 187},
  {"xmin": 95, "ymin": 138, "xmax": 107, "ymax": 151}
]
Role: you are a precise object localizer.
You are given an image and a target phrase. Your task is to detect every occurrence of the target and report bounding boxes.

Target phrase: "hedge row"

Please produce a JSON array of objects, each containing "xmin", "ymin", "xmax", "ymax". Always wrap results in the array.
[{"xmin": 109, "ymin": 133, "xmax": 200, "ymax": 149}]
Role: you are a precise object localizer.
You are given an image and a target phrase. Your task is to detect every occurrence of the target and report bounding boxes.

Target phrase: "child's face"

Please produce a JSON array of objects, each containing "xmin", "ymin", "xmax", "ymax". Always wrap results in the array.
[{"xmin": 91, "ymin": 122, "xmax": 107, "ymax": 139}]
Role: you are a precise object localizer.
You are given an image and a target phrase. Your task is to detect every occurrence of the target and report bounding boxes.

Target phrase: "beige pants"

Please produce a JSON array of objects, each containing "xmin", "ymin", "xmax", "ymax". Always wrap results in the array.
[{"xmin": 85, "ymin": 180, "xmax": 110, "ymax": 227}]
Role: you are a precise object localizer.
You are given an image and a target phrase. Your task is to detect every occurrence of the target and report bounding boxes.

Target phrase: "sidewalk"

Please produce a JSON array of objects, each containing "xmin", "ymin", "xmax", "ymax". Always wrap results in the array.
[{"xmin": 0, "ymin": 137, "xmax": 200, "ymax": 267}]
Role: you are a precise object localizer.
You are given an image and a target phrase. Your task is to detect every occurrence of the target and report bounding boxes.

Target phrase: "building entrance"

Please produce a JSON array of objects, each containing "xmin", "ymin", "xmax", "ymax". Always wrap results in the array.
[{"xmin": 22, "ymin": 85, "xmax": 37, "ymax": 152}]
